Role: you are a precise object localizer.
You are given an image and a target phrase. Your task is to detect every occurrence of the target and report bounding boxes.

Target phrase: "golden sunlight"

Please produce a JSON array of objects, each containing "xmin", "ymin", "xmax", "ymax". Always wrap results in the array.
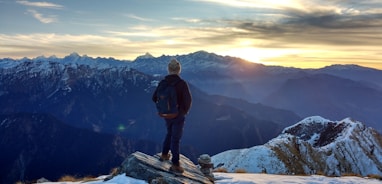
[
  {"xmin": 219, "ymin": 47, "xmax": 302, "ymax": 65},
  {"xmin": 219, "ymin": 46, "xmax": 382, "ymax": 70},
  {"xmin": 219, "ymin": 48, "xmax": 261, "ymax": 63}
]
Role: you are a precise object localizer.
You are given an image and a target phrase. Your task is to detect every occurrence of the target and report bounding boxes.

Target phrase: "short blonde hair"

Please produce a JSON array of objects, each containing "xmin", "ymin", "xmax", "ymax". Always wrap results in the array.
[{"xmin": 168, "ymin": 58, "xmax": 181, "ymax": 75}]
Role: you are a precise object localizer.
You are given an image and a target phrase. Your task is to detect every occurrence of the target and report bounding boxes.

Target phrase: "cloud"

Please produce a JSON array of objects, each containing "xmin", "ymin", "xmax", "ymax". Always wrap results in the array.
[
  {"xmin": 2, "ymin": 0, "xmax": 382, "ymax": 69},
  {"xmin": 16, "ymin": 1, "xmax": 62, "ymax": 23},
  {"xmin": 1, "ymin": 27, "xmax": 382, "ymax": 69},
  {"xmin": 16, "ymin": 0, "xmax": 63, "ymax": 9},
  {"xmin": 188, "ymin": 0, "xmax": 382, "ymax": 49},
  {"xmin": 191, "ymin": 0, "xmax": 311, "ymax": 12},
  {"xmin": 215, "ymin": 16, "xmax": 382, "ymax": 50},
  {"xmin": 192, "ymin": 0, "xmax": 382, "ymax": 18},
  {"xmin": 0, "ymin": 27, "xmax": 230, "ymax": 60},
  {"xmin": 172, "ymin": 17, "xmax": 202, "ymax": 23},
  {"xmin": 27, "ymin": 9, "xmax": 57, "ymax": 23},
  {"xmin": 126, "ymin": 14, "xmax": 154, "ymax": 22}
]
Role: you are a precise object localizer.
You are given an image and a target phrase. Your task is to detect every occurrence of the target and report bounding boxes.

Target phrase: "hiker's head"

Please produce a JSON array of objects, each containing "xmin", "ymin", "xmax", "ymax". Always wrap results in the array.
[{"xmin": 168, "ymin": 58, "xmax": 181, "ymax": 75}]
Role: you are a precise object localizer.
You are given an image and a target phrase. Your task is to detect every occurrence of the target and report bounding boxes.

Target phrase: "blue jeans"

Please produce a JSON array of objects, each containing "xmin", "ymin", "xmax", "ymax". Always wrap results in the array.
[{"xmin": 162, "ymin": 115, "xmax": 185, "ymax": 165}]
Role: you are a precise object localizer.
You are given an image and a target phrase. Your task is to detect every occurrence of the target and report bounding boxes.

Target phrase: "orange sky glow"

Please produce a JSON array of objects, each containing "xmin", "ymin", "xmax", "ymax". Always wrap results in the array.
[{"xmin": 1, "ymin": 0, "xmax": 381, "ymax": 70}]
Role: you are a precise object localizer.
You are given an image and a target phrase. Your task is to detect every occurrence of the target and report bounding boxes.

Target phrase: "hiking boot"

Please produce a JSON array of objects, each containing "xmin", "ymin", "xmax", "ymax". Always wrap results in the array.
[
  {"xmin": 159, "ymin": 153, "xmax": 171, "ymax": 161},
  {"xmin": 169, "ymin": 164, "xmax": 184, "ymax": 174}
]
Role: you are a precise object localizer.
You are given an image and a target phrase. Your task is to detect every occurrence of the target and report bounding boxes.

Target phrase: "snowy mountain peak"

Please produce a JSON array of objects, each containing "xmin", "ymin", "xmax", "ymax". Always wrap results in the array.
[
  {"xmin": 323, "ymin": 64, "xmax": 367, "ymax": 71},
  {"xmin": 212, "ymin": 116, "xmax": 382, "ymax": 177},
  {"xmin": 135, "ymin": 52, "xmax": 155, "ymax": 60},
  {"xmin": 282, "ymin": 116, "xmax": 360, "ymax": 147},
  {"xmin": 192, "ymin": 50, "xmax": 210, "ymax": 56},
  {"xmin": 188, "ymin": 50, "xmax": 222, "ymax": 60},
  {"xmin": 62, "ymin": 52, "xmax": 81, "ymax": 62},
  {"xmin": 318, "ymin": 64, "xmax": 382, "ymax": 74},
  {"xmin": 68, "ymin": 52, "xmax": 81, "ymax": 58}
]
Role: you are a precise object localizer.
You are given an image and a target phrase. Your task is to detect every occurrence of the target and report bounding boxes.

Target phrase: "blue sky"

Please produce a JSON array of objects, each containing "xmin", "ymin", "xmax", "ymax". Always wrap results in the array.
[{"xmin": 1, "ymin": 0, "xmax": 382, "ymax": 69}]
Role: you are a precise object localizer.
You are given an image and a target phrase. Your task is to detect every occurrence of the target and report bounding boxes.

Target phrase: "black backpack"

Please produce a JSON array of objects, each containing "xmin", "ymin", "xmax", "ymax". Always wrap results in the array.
[{"xmin": 155, "ymin": 79, "xmax": 181, "ymax": 119}]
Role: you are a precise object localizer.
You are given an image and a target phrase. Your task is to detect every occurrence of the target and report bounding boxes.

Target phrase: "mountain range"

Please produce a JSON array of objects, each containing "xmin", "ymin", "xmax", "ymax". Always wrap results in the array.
[
  {"xmin": 0, "ymin": 52, "xmax": 298, "ymax": 183},
  {"xmin": 1, "ymin": 51, "xmax": 381, "ymax": 183},
  {"xmin": 131, "ymin": 51, "xmax": 382, "ymax": 132},
  {"xmin": 0, "ymin": 113, "xmax": 158, "ymax": 183}
]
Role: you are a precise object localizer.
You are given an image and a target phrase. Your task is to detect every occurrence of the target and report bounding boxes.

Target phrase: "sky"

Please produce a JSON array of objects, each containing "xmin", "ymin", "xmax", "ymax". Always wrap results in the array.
[{"xmin": 1, "ymin": 0, "xmax": 382, "ymax": 69}]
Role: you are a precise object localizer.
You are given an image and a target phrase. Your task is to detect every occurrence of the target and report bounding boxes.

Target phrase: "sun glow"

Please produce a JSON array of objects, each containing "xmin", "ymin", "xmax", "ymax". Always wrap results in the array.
[
  {"xmin": 220, "ymin": 48, "xmax": 261, "ymax": 63},
  {"xmin": 220, "ymin": 47, "xmax": 303, "ymax": 65}
]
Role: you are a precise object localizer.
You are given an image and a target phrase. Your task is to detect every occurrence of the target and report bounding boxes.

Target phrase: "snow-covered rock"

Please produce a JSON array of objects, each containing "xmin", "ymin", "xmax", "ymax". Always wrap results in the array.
[
  {"xmin": 135, "ymin": 52, "xmax": 155, "ymax": 60},
  {"xmin": 212, "ymin": 116, "xmax": 382, "ymax": 176},
  {"xmin": 114, "ymin": 151, "xmax": 213, "ymax": 184}
]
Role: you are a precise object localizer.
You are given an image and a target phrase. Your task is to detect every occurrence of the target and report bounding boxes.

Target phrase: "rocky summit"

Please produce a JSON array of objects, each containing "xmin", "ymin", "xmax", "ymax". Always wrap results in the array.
[{"xmin": 111, "ymin": 151, "xmax": 213, "ymax": 184}]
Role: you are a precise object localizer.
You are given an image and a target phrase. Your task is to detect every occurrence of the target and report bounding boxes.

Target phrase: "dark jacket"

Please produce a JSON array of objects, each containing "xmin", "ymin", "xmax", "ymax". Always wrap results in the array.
[{"xmin": 152, "ymin": 74, "xmax": 192, "ymax": 116}]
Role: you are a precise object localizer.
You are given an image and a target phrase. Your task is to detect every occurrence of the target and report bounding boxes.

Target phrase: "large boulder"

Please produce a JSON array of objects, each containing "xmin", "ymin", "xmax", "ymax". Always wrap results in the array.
[{"xmin": 116, "ymin": 151, "xmax": 213, "ymax": 184}]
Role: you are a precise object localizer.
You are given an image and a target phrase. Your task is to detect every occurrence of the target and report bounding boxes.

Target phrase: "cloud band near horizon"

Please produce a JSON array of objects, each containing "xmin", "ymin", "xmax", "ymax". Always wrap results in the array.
[{"xmin": 1, "ymin": 0, "xmax": 382, "ymax": 69}]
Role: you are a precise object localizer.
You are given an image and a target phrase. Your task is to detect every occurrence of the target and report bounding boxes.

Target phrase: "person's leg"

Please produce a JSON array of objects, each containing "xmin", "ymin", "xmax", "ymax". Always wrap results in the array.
[
  {"xmin": 170, "ymin": 115, "xmax": 185, "ymax": 166},
  {"xmin": 162, "ymin": 120, "xmax": 173, "ymax": 156}
]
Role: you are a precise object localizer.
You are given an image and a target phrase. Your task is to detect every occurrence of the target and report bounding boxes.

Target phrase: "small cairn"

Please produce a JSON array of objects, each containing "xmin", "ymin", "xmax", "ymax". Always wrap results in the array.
[{"xmin": 198, "ymin": 154, "xmax": 215, "ymax": 182}]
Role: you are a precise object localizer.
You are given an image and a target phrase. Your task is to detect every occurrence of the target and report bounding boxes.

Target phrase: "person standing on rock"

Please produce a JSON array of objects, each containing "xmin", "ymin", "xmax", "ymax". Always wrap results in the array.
[{"xmin": 152, "ymin": 58, "xmax": 192, "ymax": 173}]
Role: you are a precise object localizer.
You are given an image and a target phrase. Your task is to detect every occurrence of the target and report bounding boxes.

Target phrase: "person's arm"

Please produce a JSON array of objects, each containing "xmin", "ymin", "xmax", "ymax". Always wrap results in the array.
[
  {"xmin": 182, "ymin": 81, "xmax": 192, "ymax": 114},
  {"xmin": 152, "ymin": 86, "xmax": 158, "ymax": 103}
]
